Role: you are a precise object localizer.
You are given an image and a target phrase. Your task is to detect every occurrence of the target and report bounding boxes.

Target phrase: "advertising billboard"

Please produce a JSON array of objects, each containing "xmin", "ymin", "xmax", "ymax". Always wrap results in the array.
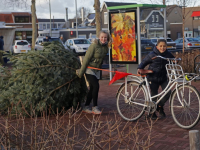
[{"xmin": 109, "ymin": 10, "xmax": 138, "ymax": 64}]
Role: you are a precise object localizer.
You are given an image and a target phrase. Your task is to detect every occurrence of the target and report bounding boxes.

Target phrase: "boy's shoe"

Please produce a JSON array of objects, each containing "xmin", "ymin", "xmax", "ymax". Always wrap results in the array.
[
  {"xmin": 157, "ymin": 106, "xmax": 166, "ymax": 118},
  {"xmin": 145, "ymin": 112, "xmax": 158, "ymax": 120},
  {"xmin": 82, "ymin": 106, "xmax": 92, "ymax": 114},
  {"xmin": 92, "ymin": 106, "xmax": 102, "ymax": 115}
]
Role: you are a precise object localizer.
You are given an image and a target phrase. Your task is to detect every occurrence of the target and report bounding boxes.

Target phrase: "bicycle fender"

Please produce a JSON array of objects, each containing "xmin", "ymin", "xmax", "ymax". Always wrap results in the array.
[{"xmin": 116, "ymin": 81, "xmax": 148, "ymax": 98}]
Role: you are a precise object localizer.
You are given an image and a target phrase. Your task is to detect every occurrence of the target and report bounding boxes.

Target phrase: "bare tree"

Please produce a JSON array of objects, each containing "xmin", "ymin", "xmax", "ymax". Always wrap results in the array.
[
  {"xmin": 177, "ymin": 0, "xmax": 197, "ymax": 53},
  {"xmin": 94, "ymin": 0, "xmax": 101, "ymax": 37},
  {"xmin": 77, "ymin": 7, "xmax": 91, "ymax": 19}
]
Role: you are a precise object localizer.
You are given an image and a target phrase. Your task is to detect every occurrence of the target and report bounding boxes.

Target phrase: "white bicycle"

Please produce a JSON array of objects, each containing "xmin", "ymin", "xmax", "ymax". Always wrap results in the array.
[{"xmin": 116, "ymin": 56, "xmax": 200, "ymax": 129}]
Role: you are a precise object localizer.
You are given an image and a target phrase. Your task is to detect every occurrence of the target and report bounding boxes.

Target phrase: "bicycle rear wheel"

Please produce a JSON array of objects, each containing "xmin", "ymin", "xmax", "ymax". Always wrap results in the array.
[
  {"xmin": 116, "ymin": 81, "xmax": 147, "ymax": 121},
  {"xmin": 170, "ymin": 85, "xmax": 200, "ymax": 129}
]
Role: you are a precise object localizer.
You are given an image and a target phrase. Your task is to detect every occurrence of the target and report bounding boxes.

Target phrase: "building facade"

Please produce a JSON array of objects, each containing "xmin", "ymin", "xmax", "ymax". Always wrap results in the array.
[{"xmin": 0, "ymin": 12, "xmax": 38, "ymax": 43}]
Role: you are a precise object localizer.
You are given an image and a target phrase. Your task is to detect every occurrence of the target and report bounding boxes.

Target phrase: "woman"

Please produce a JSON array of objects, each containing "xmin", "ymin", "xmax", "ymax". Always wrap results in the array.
[{"xmin": 77, "ymin": 31, "xmax": 112, "ymax": 114}]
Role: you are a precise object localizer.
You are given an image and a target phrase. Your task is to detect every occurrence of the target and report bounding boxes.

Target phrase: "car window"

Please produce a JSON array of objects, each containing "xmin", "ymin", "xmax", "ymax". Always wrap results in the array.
[
  {"xmin": 74, "ymin": 39, "xmax": 91, "ymax": 44},
  {"xmin": 187, "ymin": 38, "xmax": 194, "ymax": 42},
  {"xmin": 17, "ymin": 41, "xmax": 28, "ymax": 45},
  {"xmin": 146, "ymin": 40, "xmax": 153, "ymax": 44},
  {"xmin": 141, "ymin": 40, "xmax": 146, "ymax": 44},
  {"xmin": 175, "ymin": 39, "xmax": 180, "ymax": 43},
  {"xmin": 180, "ymin": 39, "xmax": 183, "ymax": 43},
  {"xmin": 192, "ymin": 38, "xmax": 199, "ymax": 42},
  {"xmin": 151, "ymin": 39, "xmax": 157, "ymax": 43},
  {"xmin": 167, "ymin": 39, "xmax": 173, "ymax": 42},
  {"xmin": 49, "ymin": 38, "xmax": 60, "ymax": 42}
]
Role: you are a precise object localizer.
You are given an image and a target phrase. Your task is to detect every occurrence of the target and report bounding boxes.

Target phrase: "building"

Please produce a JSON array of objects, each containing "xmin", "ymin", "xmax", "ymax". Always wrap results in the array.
[
  {"xmin": 0, "ymin": 12, "xmax": 38, "ymax": 43},
  {"xmin": 37, "ymin": 18, "xmax": 67, "ymax": 37},
  {"xmin": 185, "ymin": 7, "xmax": 200, "ymax": 37},
  {"xmin": 170, "ymin": 6, "xmax": 200, "ymax": 40}
]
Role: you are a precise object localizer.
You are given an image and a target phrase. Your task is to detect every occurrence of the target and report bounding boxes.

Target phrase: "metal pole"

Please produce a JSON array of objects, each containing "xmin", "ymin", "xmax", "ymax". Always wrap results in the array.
[
  {"xmin": 75, "ymin": 0, "xmax": 78, "ymax": 38},
  {"xmin": 189, "ymin": 130, "xmax": 200, "ymax": 150},
  {"xmin": 164, "ymin": 7, "xmax": 167, "ymax": 40},
  {"xmin": 49, "ymin": 0, "xmax": 52, "ymax": 37},
  {"xmin": 137, "ymin": 7, "xmax": 141, "ymax": 64}
]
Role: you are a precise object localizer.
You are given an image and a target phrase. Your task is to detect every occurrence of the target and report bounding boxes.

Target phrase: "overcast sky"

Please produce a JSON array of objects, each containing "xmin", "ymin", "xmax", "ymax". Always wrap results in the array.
[{"xmin": 0, "ymin": 0, "xmax": 200, "ymax": 20}]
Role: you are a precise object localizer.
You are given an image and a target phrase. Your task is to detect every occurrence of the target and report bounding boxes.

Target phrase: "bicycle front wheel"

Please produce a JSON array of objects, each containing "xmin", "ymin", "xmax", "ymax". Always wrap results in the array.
[
  {"xmin": 116, "ymin": 81, "xmax": 147, "ymax": 121},
  {"xmin": 171, "ymin": 85, "xmax": 200, "ymax": 129}
]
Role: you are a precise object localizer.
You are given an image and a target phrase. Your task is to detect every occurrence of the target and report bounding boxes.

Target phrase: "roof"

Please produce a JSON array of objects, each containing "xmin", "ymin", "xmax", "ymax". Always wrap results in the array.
[
  {"xmin": 107, "ymin": 4, "xmax": 166, "ymax": 10},
  {"xmin": 0, "ymin": 14, "xmax": 14, "ymax": 23},
  {"xmin": 37, "ymin": 19, "xmax": 66, "ymax": 22},
  {"xmin": 104, "ymin": 2, "xmax": 137, "ymax": 7},
  {"xmin": 87, "ymin": 13, "xmax": 95, "ymax": 19},
  {"xmin": 191, "ymin": 11, "xmax": 200, "ymax": 17},
  {"xmin": 12, "ymin": 12, "xmax": 31, "ymax": 16},
  {"xmin": 0, "ymin": 12, "xmax": 38, "ymax": 23}
]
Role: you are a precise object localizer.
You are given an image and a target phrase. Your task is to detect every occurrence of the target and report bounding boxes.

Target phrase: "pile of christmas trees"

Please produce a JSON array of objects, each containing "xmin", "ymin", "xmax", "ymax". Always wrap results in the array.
[{"xmin": 0, "ymin": 42, "xmax": 87, "ymax": 114}]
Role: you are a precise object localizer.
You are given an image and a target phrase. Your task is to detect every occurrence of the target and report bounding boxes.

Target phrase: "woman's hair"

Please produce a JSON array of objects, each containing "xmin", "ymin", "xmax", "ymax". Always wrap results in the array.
[
  {"xmin": 157, "ymin": 39, "xmax": 167, "ymax": 45},
  {"xmin": 94, "ymin": 31, "xmax": 112, "ymax": 48}
]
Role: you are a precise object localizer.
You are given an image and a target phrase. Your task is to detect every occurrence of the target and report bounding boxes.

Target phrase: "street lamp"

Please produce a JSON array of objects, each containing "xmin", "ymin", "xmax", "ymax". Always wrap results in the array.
[
  {"xmin": 49, "ymin": 0, "xmax": 52, "ymax": 37},
  {"xmin": 75, "ymin": 0, "xmax": 78, "ymax": 38}
]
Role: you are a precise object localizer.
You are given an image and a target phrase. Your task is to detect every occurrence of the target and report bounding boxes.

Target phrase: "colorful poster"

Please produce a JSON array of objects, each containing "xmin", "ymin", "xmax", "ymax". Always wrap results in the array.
[{"xmin": 110, "ymin": 11, "xmax": 138, "ymax": 64}]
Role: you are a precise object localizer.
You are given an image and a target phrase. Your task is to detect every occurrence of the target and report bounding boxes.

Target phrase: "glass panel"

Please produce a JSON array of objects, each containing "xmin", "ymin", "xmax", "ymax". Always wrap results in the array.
[{"xmin": 17, "ymin": 41, "xmax": 28, "ymax": 45}]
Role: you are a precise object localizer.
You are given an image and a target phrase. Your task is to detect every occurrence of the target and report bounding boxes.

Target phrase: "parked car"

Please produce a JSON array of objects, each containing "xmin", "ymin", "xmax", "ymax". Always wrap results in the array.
[
  {"xmin": 65, "ymin": 38, "xmax": 91, "ymax": 55},
  {"xmin": 141, "ymin": 39, "xmax": 155, "ymax": 52},
  {"xmin": 35, "ymin": 37, "xmax": 69, "ymax": 50},
  {"xmin": 196, "ymin": 35, "xmax": 200, "ymax": 41},
  {"xmin": 150, "ymin": 37, "xmax": 176, "ymax": 50},
  {"xmin": 12, "ymin": 40, "xmax": 31, "ymax": 54},
  {"xmin": 88, "ymin": 38, "xmax": 98, "ymax": 43},
  {"xmin": 174, "ymin": 37, "xmax": 200, "ymax": 50}
]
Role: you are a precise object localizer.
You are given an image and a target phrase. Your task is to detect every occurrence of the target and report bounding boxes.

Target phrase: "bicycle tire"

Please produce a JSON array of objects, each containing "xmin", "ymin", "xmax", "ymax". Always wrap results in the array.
[
  {"xmin": 170, "ymin": 84, "xmax": 200, "ymax": 129},
  {"xmin": 116, "ymin": 81, "xmax": 147, "ymax": 121}
]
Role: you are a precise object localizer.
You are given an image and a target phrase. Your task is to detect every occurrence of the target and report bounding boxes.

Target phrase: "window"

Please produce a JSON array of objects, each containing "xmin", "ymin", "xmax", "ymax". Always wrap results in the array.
[
  {"xmin": 15, "ymin": 16, "xmax": 29, "ymax": 23},
  {"xmin": 53, "ymin": 24, "xmax": 57, "ymax": 28},
  {"xmin": 194, "ymin": 16, "xmax": 200, "ymax": 20},
  {"xmin": 78, "ymin": 35, "xmax": 86, "ymax": 38},
  {"xmin": 156, "ymin": 15, "xmax": 159, "ymax": 22},
  {"xmin": 104, "ymin": 12, "xmax": 108, "ymax": 24},
  {"xmin": 58, "ymin": 23, "xmax": 64, "ymax": 28},
  {"xmin": 74, "ymin": 39, "xmax": 90, "ymax": 44},
  {"xmin": 43, "ymin": 24, "xmax": 46, "ymax": 29},
  {"xmin": 47, "ymin": 24, "xmax": 50, "ymax": 29},
  {"xmin": 39, "ymin": 24, "xmax": 43, "ymax": 30},
  {"xmin": 152, "ymin": 15, "xmax": 155, "ymax": 22},
  {"xmin": 17, "ymin": 41, "xmax": 28, "ymax": 45}
]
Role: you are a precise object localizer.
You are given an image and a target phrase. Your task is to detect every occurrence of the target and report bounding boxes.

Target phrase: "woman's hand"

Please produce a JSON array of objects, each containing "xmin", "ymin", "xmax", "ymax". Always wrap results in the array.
[{"xmin": 76, "ymin": 69, "xmax": 81, "ymax": 78}]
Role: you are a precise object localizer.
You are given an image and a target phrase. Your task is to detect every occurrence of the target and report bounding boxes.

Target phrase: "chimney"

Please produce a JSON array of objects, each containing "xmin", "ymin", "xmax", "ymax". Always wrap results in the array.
[
  {"xmin": 81, "ymin": 7, "xmax": 84, "ymax": 22},
  {"xmin": 66, "ymin": 7, "xmax": 68, "ymax": 21}
]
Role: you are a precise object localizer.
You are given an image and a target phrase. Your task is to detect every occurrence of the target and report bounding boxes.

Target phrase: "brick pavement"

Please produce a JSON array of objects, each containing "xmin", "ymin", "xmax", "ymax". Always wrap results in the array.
[{"xmin": 96, "ymin": 70, "xmax": 200, "ymax": 150}]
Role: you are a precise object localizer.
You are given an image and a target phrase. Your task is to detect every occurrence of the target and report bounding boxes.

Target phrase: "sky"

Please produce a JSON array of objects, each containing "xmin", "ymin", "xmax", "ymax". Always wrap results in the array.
[{"xmin": 0, "ymin": 0, "xmax": 200, "ymax": 20}]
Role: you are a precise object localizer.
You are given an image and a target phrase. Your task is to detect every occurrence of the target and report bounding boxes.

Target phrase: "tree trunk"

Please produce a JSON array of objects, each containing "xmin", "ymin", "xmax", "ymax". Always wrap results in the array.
[
  {"xmin": 182, "ymin": 18, "xmax": 185, "ymax": 53},
  {"xmin": 31, "ymin": 0, "xmax": 37, "ymax": 50},
  {"xmin": 94, "ymin": 0, "xmax": 101, "ymax": 37}
]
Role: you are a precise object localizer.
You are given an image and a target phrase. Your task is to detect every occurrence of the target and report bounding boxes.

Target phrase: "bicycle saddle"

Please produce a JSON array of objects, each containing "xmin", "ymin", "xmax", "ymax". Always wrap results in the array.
[{"xmin": 138, "ymin": 69, "xmax": 153, "ymax": 75}]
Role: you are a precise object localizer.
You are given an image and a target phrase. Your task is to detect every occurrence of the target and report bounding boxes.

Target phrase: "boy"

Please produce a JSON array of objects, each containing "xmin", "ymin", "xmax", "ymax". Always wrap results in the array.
[{"xmin": 137, "ymin": 39, "xmax": 174, "ymax": 120}]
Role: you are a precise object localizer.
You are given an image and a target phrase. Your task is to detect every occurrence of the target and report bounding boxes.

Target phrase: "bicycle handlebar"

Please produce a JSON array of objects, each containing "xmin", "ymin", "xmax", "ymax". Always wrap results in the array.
[{"xmin": 152, "ymin": 56, "xmax": 181, "ymax": 61}]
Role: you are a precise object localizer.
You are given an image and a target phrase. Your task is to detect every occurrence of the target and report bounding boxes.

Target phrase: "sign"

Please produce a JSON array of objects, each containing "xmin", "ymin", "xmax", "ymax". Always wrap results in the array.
[{"xmin": 109, "ymin": 10, "xmax": 138, "ymax": 64}]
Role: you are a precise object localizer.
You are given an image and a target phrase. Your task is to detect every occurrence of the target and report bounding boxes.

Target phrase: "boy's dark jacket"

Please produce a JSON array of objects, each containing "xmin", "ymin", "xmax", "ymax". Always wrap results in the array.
[{"xmin": 138, "ymin": 47, "xmax": 174, "ymax": 83}]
